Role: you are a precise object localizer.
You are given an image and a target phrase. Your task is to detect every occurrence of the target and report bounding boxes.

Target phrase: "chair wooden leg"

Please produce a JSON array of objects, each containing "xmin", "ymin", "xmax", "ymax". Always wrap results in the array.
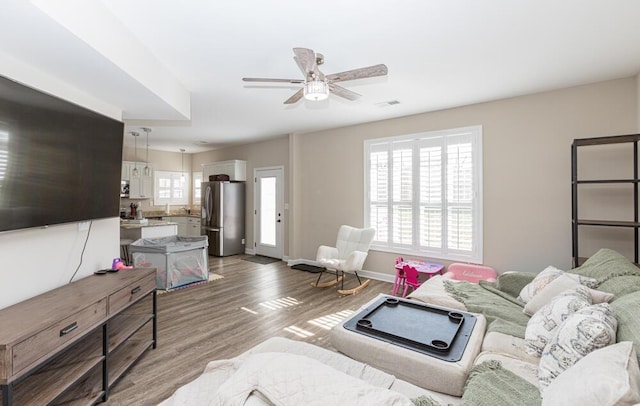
[{"xmin": 337, "ymin": 279, "xmax": 370, "ymax": 295}]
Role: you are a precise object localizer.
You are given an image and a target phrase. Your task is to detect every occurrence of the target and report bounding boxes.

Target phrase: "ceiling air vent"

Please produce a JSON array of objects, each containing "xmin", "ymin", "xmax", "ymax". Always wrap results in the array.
[{"xmin": 375, "ymin": 100, "xmax": 401, "ymax": 107}]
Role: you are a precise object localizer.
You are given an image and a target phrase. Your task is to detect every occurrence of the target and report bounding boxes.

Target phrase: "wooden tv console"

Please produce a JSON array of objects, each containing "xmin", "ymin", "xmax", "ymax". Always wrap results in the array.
[{"xmin": 0, "ymin": 268, "xmax": 157, "ymax": 405}]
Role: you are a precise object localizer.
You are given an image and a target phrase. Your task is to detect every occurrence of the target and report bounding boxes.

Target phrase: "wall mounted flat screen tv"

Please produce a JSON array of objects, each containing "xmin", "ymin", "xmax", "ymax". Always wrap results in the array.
[{"xmin": 0, "ymin": 74, "xmax": 123, "ymax": 233}]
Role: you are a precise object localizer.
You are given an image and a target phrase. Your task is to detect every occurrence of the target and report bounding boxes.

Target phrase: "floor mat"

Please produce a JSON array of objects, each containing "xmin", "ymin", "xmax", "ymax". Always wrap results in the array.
[
  {"xmin": 243, "ymin": 255, "xmax": 281, "ymax": 265},
  {"xmin": 291, "ymin": 264, "xmax": 325, "ymax": 273},
  {"xmin": 157, "ymin": 273, "xmax": 224, "ymax": 294}
]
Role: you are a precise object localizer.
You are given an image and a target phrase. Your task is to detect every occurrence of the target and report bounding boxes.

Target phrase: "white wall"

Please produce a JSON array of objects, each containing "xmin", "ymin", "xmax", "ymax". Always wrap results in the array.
[
  {"xmin": 193, "ymin": 136, "xmax": 289, "ymax": 255},
  {"xmin": 0, "ymin": 53, "xmax": 122, "ymax": 310},
  {"xmin": 289, "ymin": 77, "xmax": 638, "ymax": 275}
]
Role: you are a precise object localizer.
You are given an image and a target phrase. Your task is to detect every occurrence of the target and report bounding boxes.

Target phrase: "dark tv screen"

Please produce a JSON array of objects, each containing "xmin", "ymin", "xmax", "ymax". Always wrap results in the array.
[{"xmin": 0, "ymin": 75, "xmax": 123, "ymax": 232}]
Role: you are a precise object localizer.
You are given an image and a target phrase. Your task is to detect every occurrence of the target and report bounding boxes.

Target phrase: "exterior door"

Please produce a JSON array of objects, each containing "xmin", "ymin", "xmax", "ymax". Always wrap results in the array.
[{"xmin": 254, "ymin": 167, "xmax": 284, "ymax": 258}]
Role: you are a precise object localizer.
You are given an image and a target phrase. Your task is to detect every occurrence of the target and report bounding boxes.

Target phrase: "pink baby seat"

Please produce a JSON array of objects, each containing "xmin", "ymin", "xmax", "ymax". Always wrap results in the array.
[{"xmin": 443, "ymin": 263, "xmax": 497, "ymax": 283}]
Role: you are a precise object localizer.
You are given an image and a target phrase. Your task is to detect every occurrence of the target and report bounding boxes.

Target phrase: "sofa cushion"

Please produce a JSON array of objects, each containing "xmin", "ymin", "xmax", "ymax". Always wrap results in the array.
[
  {"xmin": 481, "ymin": 332, "xmax": 541, "ymax": 366},
  {"xmin": 523, "ymin": 273, "xmax": 614, "ymax": 316},
  {"xmin": 538, "ymin": 303, "xmax": 617, "ymax": 392},
  {"xmin": 542, "ymin": 341, "xmax": 640, "ymax": 406},
  {"xmin": 495, "ymin": 271, "xmax": 536, "ymax": 299},
  {"xmin": 407, "ymin": 275, "xmax": 467, "ymax": 311},
  {"xmin": 524, "ymin": 286, "xmax": 592, "ymax": 356},
  {"xmin": 460, "ymin": 361, "xmax": 541, "ymax": 406},
  {"xmin": 569, "ymin": 248, "xmax": 640, "ymax": 284},
  {"xmin": 599, "ymin": 274, "xmax": 640, "ymax": 300},
  {"xmin": 611, "ymin": 290, "xmax": 640, "ymax": 363}
]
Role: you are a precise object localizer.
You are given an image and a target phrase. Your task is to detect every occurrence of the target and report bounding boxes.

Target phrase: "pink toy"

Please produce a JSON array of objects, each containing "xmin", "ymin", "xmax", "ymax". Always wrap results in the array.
[
  {"xmin": 443, "ymin": 263, "xmax": 497, "ymax": 283},
  {"xmin": 392, "ymin": 258, "xmax": 444, "ymax": 296},
  {"xmin": 112, "ymin": 258, "xmax": 133, "ymax": 270},
  {"xmin": 400, "ymin": 264, "xmax": 422, "ymax": 297}
]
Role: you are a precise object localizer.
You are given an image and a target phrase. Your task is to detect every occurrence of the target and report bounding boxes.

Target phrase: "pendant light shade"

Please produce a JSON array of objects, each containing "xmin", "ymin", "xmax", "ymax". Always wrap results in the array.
[
  {"xmin": 141, "ymin": 127, "xmax": 152, "ymax": 176},
  {"xmin": 130, "ymin": 131, "xmax": 140, "ymax": 178}
]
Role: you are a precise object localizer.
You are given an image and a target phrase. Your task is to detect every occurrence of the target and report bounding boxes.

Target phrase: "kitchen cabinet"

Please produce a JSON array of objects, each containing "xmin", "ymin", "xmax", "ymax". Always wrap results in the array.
[
  {"xmin": 187, "ymin": 217, "xmax": 202, "ymax": 237},
  {"xmin": 162, "ymin": 216, "xmax": 201, "ymax": 237},
  {"xmin": 123, "ymin": 161, "xmax": 154, "ymax": 199},
  {"xmin": 0, "ymin": 269, "xmax": 156, "ymax": 405},
  {"xmin": 203, "ymin": 160, "xmax": 247, "ymax": 181},
  {"xmin": 121, "ymin": 220, "xmax": 178, "ymax": 240}
]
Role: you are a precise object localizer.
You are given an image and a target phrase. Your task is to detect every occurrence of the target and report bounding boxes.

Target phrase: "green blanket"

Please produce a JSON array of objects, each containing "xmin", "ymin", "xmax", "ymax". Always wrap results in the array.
[
  {"xmin": 460, "ymin": 361, "xmax": 541, "ymax": 405},
  {"xmin": 444, "ymin": 278, "xmax": 530, "ymax": 338}
]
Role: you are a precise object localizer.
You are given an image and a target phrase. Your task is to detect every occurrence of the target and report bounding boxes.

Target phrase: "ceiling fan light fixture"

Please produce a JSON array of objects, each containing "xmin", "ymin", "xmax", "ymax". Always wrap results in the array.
[{"xmin": 303, "ymin": 80, "xmax": 329, "ymax": 101}]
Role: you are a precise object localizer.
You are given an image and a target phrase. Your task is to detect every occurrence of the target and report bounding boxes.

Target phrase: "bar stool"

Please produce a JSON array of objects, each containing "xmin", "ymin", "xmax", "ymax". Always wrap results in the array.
[{"xmin": 120, "ymin": 239, "xmax": 134, "ymax": 266}]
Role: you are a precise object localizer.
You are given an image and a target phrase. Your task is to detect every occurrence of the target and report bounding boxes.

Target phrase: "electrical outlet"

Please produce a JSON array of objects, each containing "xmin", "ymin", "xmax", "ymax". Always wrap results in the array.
[
  {"xmin": 78, "ymin": 221, "xmax": 90, "ymax": 231},
  {"xmin": 242, "ymin": 238, "xmax": 245, "ymax": 245}
]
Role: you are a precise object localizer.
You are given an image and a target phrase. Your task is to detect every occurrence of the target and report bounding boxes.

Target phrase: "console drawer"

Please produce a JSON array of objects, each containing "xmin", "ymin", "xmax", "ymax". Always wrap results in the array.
[
  {"xmin": 12, "ymin": 299, "xmax": 107, "ymax": 374},
  {"xmin": 108, "ymin": 273, "xmax": 155, "ymax": 315}
]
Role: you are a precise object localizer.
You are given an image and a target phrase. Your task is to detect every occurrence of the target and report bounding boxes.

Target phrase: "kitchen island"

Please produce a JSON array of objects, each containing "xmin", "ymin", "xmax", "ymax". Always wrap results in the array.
[{"xmin": 120, "ymin": 219, "xmax": 179, "ymax": 240}]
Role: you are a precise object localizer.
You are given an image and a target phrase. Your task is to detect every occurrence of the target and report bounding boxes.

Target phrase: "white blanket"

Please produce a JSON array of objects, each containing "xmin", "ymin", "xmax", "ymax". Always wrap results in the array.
[{"xmin": 160, "ymin": 352, "xmax": 414, "ymax": 406}]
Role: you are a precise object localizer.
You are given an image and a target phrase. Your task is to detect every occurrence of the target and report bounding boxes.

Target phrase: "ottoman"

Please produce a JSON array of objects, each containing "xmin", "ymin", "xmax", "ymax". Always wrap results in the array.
[{"xmin": 330, "ymin": 294, "xmax": 486, "ymax": 397}]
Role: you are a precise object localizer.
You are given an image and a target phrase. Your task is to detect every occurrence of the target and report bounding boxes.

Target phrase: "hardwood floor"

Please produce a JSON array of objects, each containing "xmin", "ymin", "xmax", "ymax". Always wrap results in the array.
[{"xmin": 105, "ymin": 255, "xmax": 393, "ymax": 405}]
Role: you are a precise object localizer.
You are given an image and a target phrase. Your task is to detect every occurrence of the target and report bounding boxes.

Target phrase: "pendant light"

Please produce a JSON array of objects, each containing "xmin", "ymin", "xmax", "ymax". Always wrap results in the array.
[
  {"xmin": 130, "ymin": 131, "xmax": 140, "ymax": 177},
  {"xmin": 180, "ymin": 149, "xmax": 186, "ymax": 180},
  {"xmin": 141, "ymin": 127, "xmax": 151, "ymax": 176}
]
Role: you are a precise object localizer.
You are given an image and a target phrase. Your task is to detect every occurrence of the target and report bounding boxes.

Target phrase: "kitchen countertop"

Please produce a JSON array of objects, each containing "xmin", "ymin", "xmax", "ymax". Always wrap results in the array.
[{"xmin": 120, "ymin": 219, "xmax": 178, "ymax": 229}]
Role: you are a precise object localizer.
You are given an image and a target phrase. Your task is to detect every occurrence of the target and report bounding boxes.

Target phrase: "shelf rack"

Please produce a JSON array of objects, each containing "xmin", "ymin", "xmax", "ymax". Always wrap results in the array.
[{"xmin": 571, "ymin": 133, "xmax": 640, "ymax": 266}]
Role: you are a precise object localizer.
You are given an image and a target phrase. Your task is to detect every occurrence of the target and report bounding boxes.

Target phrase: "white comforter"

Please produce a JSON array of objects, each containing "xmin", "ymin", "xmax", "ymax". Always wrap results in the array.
[{"xmin": 159, "ymin": 352, "xmax": 414, "ymax": 406}]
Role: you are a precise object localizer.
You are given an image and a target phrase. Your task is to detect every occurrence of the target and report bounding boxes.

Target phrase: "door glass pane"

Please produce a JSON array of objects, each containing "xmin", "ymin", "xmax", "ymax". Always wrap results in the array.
[{"xmin": 260, "ymin": 177, "xmax": 276, "ymax": 246}]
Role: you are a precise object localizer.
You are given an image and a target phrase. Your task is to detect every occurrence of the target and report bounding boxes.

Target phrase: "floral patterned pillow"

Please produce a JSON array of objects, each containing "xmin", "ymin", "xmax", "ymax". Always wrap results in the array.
[
  {"xmin": 538, "ymin": 303, "xmax": 617, "ymax": 392},
  {"xmin": 518, "ymin": 266, "xmax": 596, "ymax": 303},
  {"xmin": 524, "ymin": 286, "xmax": 592, "ymax": 356}
]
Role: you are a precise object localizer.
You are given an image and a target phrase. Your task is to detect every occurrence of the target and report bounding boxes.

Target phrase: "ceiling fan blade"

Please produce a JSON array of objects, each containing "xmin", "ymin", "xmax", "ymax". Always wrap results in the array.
[
  {"xmin": 293, "ymin": 47, "xmax": 316, "ymax": 76},
  {"xmin": 326, "ymin": 64, "xmax": 388, "ymax": 83},
  {"xmin": 284, "ymin": 88, "xmax": 304, "ymax": 104},
  {"xmin": 243, "ymin": 77, "xmax": 304, "ymax": 84},
  {"xmin": 329, "ymin": 84, "xmax": 361, "ymax": 101}
]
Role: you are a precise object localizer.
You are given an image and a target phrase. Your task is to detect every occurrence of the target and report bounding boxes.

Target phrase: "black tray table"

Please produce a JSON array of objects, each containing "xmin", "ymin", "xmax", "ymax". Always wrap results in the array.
[{"xmin": 343, "ymin": 295, "xmax": 477, "ymax": 362}]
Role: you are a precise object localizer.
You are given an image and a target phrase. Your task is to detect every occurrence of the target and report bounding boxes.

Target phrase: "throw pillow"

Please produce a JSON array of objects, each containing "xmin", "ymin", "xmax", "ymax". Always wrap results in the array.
[
  {"xmin": 523, "ymin": 273, "xmax": 614, "ymax": 316},
  {"xmin": 538, "ymin": 303, "xmax": 617, "ymax": 392},
  {"xmin": 611, "ymin": 291, "xmax": 640, "ymax": 364},
  {"xmin": 518, "ymin": 266, "xmax": 564, "ymax": 303},
  {"xmin": 518, "ymin": 266, "xmax": 597, "ymax": 303},
  {"xmin": 542, "ymin": 341, "xmax": 640, "ymax": 406},
  {"xmin": 570, "ymin": 248, "xmax": 640, "ymax": 283},
  {"xmin": 524, "ymin": 286, "xmax": 592, "ymax": 356}
]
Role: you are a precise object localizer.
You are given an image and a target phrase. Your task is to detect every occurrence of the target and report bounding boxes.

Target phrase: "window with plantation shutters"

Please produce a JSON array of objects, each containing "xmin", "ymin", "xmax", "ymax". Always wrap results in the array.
[{"xmin": 365, "ymin": 126, "xmax": 482, "ymax": 263}]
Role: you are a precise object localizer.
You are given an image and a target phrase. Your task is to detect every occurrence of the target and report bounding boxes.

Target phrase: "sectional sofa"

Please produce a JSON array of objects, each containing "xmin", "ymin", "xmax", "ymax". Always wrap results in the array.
[{"xmin": 159, "ymin": 248, "xmax": 640, "ymax": 405}]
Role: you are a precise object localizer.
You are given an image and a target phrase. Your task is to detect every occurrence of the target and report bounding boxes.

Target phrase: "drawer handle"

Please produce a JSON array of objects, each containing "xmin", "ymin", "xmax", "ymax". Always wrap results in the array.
[
  {"xmin": 131, "ymin": 286, "xmax": 141, "ymax": 295},
  {"xmin": 60, "ymin": 322, "xmax": 78, "ymax": 337}
]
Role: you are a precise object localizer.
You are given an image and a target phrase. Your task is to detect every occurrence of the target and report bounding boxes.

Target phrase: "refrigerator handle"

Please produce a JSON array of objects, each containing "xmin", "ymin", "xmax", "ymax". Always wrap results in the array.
[{"xmin": 205, "ymin": 185, "xmax": 212, "ymax": 223}]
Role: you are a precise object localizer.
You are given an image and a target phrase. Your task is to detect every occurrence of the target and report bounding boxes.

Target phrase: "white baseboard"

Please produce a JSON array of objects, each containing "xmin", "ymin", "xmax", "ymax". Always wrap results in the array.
[
  {"xmin": 245, "ymin": 248, "xmax": 255, "ymax": 255},
  {"xmin": 286, "ymin": 258, "xmax": 395, "ymax": 284},
  {"xmin": 286, "ymin": 258, "xmax": 321, "ymax": 267}
]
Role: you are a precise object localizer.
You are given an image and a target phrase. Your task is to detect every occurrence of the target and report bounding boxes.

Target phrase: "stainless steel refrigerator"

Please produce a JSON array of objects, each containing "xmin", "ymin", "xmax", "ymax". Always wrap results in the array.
[{"xmin": 201, "ymin": 181, "xmax": 245, "ymax": 256}]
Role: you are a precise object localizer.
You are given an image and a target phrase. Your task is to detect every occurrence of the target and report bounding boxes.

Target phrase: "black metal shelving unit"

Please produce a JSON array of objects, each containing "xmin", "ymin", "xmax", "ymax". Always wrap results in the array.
[{"xmin": 571, "ymin": 134, "xmax": 640, "ymax": 267}]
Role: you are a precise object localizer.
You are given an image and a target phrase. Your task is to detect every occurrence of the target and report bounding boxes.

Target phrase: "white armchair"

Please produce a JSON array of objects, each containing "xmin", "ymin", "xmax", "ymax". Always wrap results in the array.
[{"xmin": 313, "ymin": 225, "xmax": 376, "ymax": 295}]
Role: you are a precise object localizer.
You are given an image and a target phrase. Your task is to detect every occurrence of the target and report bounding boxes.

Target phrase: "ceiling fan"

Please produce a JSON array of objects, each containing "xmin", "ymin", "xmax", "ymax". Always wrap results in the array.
[{"xmin": 242, "ymin": 47, "xmax": 388, "ymax": 104}]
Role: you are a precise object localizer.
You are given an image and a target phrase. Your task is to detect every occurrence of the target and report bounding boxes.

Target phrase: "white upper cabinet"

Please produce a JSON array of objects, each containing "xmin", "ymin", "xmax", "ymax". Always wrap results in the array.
[
  {"xmin": 202, "ymin": 160, "xmax": 247, "ymax": 181},
  {"xmin": 123, "ymin": 161, "xmax": 153, "ymax": 199}
]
